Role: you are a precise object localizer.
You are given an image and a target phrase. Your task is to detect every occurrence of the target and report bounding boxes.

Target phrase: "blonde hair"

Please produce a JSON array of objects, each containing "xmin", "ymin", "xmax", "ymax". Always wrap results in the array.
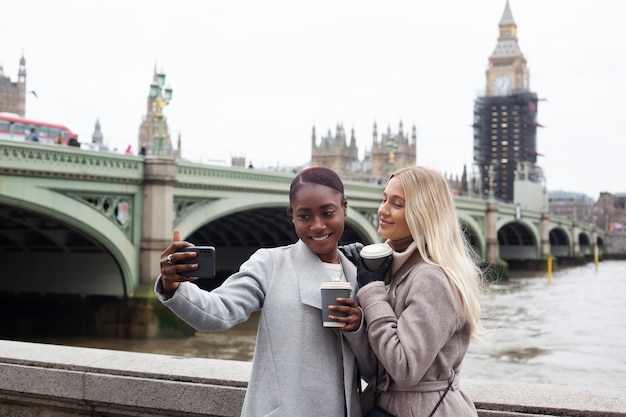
[{"xmin": 390, "ymin": 166, "xmax": 485, "ymax": 341}]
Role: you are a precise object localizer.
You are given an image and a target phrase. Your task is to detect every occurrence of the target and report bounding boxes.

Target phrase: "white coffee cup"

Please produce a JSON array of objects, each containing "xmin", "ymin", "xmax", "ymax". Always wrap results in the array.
[
  {"xmin": 320, "ymin": 282, "xmax": 353, "ymax": 327},
  {"xmin": 360, "ymin": 243, "xmax": 393, "ymax": 271}
]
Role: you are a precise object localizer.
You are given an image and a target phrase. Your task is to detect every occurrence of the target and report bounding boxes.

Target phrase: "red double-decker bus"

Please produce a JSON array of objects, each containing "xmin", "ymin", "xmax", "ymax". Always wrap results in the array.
[{"xmin": 0, "ymin": 112, "xmax": 76, "ymax": 145}]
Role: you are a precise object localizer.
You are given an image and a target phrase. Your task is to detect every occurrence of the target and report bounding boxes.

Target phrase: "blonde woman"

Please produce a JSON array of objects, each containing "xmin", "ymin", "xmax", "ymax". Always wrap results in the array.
[{"xmin": 344, "ymin": 166, "xmax": 484, "ymax": 417}]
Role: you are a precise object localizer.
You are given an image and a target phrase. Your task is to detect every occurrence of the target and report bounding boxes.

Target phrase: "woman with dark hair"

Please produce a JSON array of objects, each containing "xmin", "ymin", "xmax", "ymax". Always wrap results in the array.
[{"xmin": 155, "ymin": 167, "xmax": 375, "ymax": 417}]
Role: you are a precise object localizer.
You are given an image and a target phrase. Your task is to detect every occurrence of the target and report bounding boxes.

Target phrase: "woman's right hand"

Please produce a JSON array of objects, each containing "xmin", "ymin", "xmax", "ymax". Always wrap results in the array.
[{"xmin": 160, "ymin": 229, "xmax": 197, "ymax": 294}]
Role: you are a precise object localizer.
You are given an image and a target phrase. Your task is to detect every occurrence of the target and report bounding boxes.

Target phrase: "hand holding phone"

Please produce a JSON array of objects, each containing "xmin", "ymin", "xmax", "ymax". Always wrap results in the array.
[{"xmin": 176, "ymin": 246, "xmax": 216, "ymax": 279}]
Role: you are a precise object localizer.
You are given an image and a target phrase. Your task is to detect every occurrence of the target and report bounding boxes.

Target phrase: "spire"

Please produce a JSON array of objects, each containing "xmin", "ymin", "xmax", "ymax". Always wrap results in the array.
[
  {"xmin": 372, "ymin": 122, "xmax": 378, "ymax": 144},
  {"xmin": 92, "ymin": 118, "xmax": 106, "ymax": 149},
  {"xmin": 462, "ymin": 164, "xmax": 468, "ymax": 193},
  {"xmin": 499, "ymin": 0, "xmax": 515, "ymax": 27},
  {"xmin": 335, "ymin": 122, "xmax": 346, "ymax": 147},
  {"xmin": 17, "ymin": 54, "xmax": 26, "ymax": 117},
  {"xmin": 490, "ymin": 0, "xmax": 522, "ymax": 59},
  {"xmin": 18, "ymin": 54, "xmax": 26, "ymax": 81}
]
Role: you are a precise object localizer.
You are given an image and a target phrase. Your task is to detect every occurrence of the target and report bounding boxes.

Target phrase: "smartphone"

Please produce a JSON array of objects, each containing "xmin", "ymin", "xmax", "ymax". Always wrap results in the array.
[{"xmin": 176, "ymin": 246, "xmax": 216, "ymax": 279}]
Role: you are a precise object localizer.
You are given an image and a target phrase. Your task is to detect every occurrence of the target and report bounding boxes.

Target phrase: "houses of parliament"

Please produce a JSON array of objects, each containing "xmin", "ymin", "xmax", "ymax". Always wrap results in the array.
[
  {"xmin": 0, "ymin": 55, "xmax": 26, "ymax": 117},
  {"xmin": 310, "ymin": 121, "xmax": 417, "ymax": 184}
]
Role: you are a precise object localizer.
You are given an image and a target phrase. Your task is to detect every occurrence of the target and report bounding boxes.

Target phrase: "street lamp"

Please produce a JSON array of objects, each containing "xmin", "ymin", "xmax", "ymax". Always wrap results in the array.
[
  {"xmin": 488, "ymin": 165, "xmax": 495, "ymax": 200},
  {"xmin": 149, "ymin": 72, "xmax": 173, "ymax": 156}
]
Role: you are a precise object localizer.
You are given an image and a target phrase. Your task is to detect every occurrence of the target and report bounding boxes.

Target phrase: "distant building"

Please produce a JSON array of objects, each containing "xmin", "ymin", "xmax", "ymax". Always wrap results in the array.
[
  {"xmin": 514, "ymin": 161, "xmax": 547, "ymax": 212},
  {"xmin": 595, "ymin": 192, "xmax": 626, "ymax": 231},
  {"xmin": 446, "ymin": 165, "xmax": 470, "ymax": 197},
  {"xmin": 231, "ymin": 156, "xmax": 246, "ymax": 167},
  {"xmin": 310, "ymin": 121, "xmax": 416, "ymax": 183},
  {"xmin": 548, "ymin": 190, "xmax": 595, "ymax": 223},
  {"xmin": 594, "ymin": 192, "xmax": 626, "ymax": 254},
  {"xmin": 548, "ymin": 191, "xmax": 626, "ymax": 254},
  {"xmin": 472, "ymin": 1, "xmax": 545, "ymax": 204},
  {"xmin": 0, "ymin": 55, "xmax": 26, "ymax": 117},
  {"xmin": 91, "ymin": 119, "xmax": 108, "ymax": 151},
  {"xmin": 311, "ymin": 123, "xmax": 358, "ymax": 174}
]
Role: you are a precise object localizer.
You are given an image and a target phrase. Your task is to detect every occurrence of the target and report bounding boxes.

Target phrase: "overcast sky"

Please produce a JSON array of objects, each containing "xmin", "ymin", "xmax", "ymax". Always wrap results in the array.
[{"xmin": 1, "ymin": 0, "xmax": 624, "ymax": 199}]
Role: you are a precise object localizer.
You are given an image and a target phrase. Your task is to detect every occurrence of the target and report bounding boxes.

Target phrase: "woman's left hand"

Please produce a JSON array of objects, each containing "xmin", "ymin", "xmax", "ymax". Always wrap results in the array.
[{"xmin": 329, "ymin": 298, "xmax": 362, "ymax": 332}]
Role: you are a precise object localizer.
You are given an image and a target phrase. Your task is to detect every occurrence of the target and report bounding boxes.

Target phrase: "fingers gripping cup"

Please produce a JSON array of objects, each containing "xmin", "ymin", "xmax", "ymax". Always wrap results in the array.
[
  {"xmin": 360, "ymin": 243, "xmax": 393, "ymax": 271},
  {"xmin": 320, "ymin": 282, "xmax": 353, "ymax": 327}
]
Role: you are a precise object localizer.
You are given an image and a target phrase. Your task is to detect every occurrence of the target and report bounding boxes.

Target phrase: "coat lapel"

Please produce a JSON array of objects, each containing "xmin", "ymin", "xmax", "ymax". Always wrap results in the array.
[
  {"xmin": 292, "ymin": 240, "xmax": 358, "ymax": 310},
  {"xmin": 293, "ymin": 240, "xmax": 328, "ymax": 310}
]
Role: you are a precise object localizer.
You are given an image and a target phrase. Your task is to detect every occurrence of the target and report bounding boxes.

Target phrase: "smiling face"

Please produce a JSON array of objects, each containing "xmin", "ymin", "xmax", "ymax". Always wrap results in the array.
[
  {"xmin": 291, "ymin": 183, "xmax": 346, "ymax": 263},
  {"xmin": 378, "ymin": 176, "xmax": 412, "ymax": 242}
]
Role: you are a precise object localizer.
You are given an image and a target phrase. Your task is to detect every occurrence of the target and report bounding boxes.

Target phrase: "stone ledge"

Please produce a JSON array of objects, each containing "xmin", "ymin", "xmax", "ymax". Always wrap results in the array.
[
  {"xmin": 0, "ymin": 340, "xmax": 624, "ymax": 417},
  {"xmin": 464, "ymin": 379, "xmax": 626, "ymax": 417}
]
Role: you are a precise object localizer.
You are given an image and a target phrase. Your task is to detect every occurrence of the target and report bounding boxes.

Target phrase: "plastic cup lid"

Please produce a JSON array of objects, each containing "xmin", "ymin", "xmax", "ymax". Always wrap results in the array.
[
  {"xmin": 360, "ymin": 243, "xmax": 393, "ymax": 259},
  {"xmin": 320, "ymin": 281, "xmax": 352, "ymax": 289}
]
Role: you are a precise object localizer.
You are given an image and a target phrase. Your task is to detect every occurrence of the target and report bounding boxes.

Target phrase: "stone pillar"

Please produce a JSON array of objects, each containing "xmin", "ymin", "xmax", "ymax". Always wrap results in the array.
[
  {"xmin": 592, "ymin": 228, "xmax": 599, "ymax": 261},
  {"xmin": 140, "ymin": 156, "xmax": 176, "ymax": 286},
  {"xmin": 485, "ymin": 200, "xmax": 500, "ymax": 260},
  {"xmin": 540, "ymin": 213, "xmax": 551, "ymax": 258},
  {"xmin": 572, "ymin": 222, "xmax": 580, "ymax": 256}
]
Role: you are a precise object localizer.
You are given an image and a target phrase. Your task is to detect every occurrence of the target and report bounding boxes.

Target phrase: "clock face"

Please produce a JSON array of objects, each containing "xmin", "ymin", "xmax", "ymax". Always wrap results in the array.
[{"xmin": 493, "ymin": 75, "xmax": 512, "ymax": 95}]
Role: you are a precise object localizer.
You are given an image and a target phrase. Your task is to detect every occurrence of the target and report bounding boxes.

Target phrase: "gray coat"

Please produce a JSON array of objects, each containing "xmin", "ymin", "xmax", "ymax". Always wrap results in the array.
[
  {"xmin": 155, "ymin": 240, "xmax": 376, "ymax": 417},
  {"xmin": 358, "ymin": 250, "xmax": 478, "ymax": 417}
]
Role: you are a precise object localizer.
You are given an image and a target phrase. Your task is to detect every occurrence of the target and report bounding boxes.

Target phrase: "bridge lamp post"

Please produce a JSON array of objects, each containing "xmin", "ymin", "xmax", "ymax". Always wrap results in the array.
[
  {"xmin": 150, "ymin": 73, "xmax": 173, "ymax": 157},
  {"xmin": 488, "ymin": 165, "xmax": 495, "ymax": 200}
]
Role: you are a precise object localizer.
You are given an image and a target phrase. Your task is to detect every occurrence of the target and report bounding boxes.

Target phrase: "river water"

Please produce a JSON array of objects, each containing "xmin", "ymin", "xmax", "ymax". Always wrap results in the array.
[
  {"xmin": 463, "ymin": 259, "xmax": 626, "ymax": 390},
  {"xmin": 21, "ymin": 260, "xmax": 626, "ymax": 390}
]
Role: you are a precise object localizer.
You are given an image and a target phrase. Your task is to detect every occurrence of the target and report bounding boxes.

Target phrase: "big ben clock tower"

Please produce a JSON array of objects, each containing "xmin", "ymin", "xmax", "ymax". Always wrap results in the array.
[
  {"xmin": 486, "ymin": 1, "xmax": 529, "ymax": 97},
  {"xmin": 473, "ymin": 1, "xmax": 543, "ymax": 206}
]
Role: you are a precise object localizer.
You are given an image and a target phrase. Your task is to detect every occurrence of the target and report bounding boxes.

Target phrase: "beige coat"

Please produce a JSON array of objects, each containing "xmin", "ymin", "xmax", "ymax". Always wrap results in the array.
[{"xmin": 358, "ymin": 250, "xmax": 478, "ymax": 417}]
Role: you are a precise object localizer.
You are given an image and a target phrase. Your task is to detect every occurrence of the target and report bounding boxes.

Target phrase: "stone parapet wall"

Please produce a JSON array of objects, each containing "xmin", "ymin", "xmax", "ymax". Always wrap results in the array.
[{"xmin": 0, "ymin": 340, "xmax": 624, "ymax": 417}]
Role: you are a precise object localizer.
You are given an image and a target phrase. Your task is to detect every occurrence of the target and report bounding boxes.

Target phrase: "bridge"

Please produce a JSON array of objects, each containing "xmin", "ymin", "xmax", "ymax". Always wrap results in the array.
[{"xmin": 0, "ymin": 140, "xmax": 607, "ymax": 301}]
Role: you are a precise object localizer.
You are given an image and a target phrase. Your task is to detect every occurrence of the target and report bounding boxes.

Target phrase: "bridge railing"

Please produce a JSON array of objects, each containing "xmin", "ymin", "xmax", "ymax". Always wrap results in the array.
[
  {"xmin": 0, "ymin": 140, "xmax": 143, "ymax": 181},
  {"xmin": 174, "ymin": 159, "xmax": 386, "ymax": 204}
]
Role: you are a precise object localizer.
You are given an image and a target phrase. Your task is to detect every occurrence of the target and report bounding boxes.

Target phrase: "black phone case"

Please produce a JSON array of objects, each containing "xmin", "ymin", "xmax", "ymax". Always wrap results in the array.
[{"xmin": 176, "ymin": 246, "xmax": 216, "ymax": 279}]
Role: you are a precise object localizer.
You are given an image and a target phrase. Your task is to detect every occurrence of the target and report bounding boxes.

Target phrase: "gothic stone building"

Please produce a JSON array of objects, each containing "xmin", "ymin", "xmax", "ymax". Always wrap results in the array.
[
  {"xmin": 0, "ymin": 55, "xmax": 26, "ymax": 117},
  {"xmin": 311, "ymin": 121, "xmax": 416, "ymax": 184}
]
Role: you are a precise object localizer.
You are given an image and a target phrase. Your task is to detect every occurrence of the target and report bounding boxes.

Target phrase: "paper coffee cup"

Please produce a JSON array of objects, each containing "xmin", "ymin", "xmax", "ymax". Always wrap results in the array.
[
  {"xmin": 320, "ymin": 282, "xmax": 353, "ymax": 327},
  {"xmin": 360, "ymin": 243, "xmax": 393, "ymax": 271}
]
